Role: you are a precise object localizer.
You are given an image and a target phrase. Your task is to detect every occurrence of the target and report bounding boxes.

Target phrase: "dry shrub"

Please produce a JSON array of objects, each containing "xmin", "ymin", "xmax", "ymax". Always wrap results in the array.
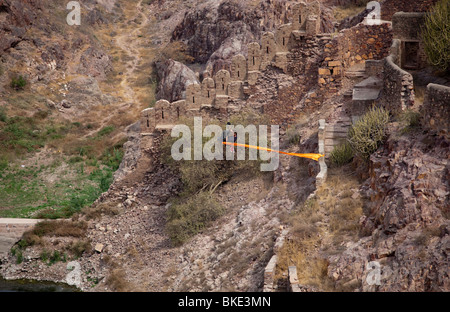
[
  {"xmin": 106, "ymin": 268, "xmax": 132, "ymax": 292},
  {"xmin": 82, "ymin": 200, "xmax": 122, "ymax": 220},
  {"xmin": 275, "ymin": 240, "xmax": 334, "ymax": 290},
  {"xmin": 68, "ymin": 239, "xmax": 92, "ymax": 258},
  {"xmin": 166, "ymin": 191, "xmax": 225, "ymax": 246},
  {"xmin": 30, "ymin": 220, "xmax": 87, "ymax": 238},
  {"xmin": 155, "ymin": 41, "xmax": 195, "ymax": 64}
]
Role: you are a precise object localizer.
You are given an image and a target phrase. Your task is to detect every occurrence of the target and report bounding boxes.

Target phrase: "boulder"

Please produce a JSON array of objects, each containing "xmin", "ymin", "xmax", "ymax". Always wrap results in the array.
[{"xmin": 155, "ymin": 58, "xmax": 199, "ymax": 102}]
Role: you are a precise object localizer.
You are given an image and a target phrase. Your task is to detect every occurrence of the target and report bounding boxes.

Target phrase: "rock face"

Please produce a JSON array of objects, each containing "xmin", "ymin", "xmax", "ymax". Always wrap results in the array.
[
  {"xmin": 76, "ymin": 46, "xmax": 113, "ymax": 81},
  {"xmin": 0, "ymin": 0, "xmax": 42, "ymax": 52},
  {"xmin": 155, "ymin": 59, "xmax": 199, "ymax": 102},
  {"xmin": 171, "ymin": 0, "xmax": 289, "ymax": 75},
  {"xmin": 171, "ymin": 0, "xmax": 263, "ymax": 65},
  {"xmin": 328, "ymin": 131, "xmax": 450, "ymax": 291},
  {"xmin": 170, "ymin": 0, "xmax": 335, "ymax": 76}
]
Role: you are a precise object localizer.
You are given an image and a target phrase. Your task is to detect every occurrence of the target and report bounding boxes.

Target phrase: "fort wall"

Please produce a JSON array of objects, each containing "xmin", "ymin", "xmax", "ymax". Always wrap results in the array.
[{"xmin": 421, "ymin": 83, "xmax": 450, "ymax": 139}]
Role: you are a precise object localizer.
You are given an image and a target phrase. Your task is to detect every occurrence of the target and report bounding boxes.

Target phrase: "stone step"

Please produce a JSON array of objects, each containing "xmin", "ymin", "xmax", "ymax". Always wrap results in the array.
[
  {"xmin": 353, "ymin": 76, "xmax": 382, "ymax": 89},
  {"xmin": 352, "ymin": 88, "xmax": 381, "ymax": 101},
  {"xmin": 345, "ymin": 70, "xmax": 366, "ymax": 78}
]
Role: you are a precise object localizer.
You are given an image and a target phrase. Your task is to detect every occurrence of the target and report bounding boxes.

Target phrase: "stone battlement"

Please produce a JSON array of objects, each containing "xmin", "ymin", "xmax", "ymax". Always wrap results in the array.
[{"xmin": 141, "ymin": 1, "xmax": 322, "ymax": 133}]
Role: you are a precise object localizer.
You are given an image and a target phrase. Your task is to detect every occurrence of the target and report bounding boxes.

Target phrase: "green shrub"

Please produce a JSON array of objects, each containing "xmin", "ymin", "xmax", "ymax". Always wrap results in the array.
[
  {"xmin": 101, "ymin": 148, "xmax": 124, "ymax": 171},
  {"xmin": 16, "ymin": 250, "xmax": 24, "ymax": 264},
  {"xmin": 330, "ymin": 142, "xmax": 354, "ymax": 167},
  {"xmin": 96, "ymin": 125, "xmax": 115, "ymax": 138},
  {"xmin": 166, "ymin": 192, "xmax": 225, "ymax": 246},
  {"xmin": 0, "ymin": 156, "xmax": 8, "ymax": 172},
  {"xmin": 348, "ymin": 106, "xmax": 390, "ymax": 159},
  {"xmin": 10, "ymin": 75, "xmax": 27, "ymax": 90},
  {"xmin": 421, "ymin": 0, "xmax": 450, "ymax": 72},
  {"xmin": 400, "ymin": 109, "xmax": 421, "ymax": 133},
  {"xmin": 0, "ymin": 107, "xmax": 7, "ymax": 122}
]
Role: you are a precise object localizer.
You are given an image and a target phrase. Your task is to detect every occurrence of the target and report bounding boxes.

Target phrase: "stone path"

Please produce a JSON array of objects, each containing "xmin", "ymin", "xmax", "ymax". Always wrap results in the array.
[{"xmin": 0, "ymin": 218, "xmax": 41, "ymax": 259}]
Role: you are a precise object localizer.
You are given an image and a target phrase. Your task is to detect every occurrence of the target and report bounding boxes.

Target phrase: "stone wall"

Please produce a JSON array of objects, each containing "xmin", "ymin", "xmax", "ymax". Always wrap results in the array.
[
  {"xmin": 143, "ymin": 1, "xmax": 325, "ymax": 131},
  {"xmin": 421, "ymin": 83, "xmax": 450, "ymax": 139},
  {"xmin": 381, "ymin": 53, "xmax": 415, "ymax": 113},
  {"xmin": 391, "ymin": 12, "xmax": 427, "ymax": 70},
  {"xmin": 318, "ymin": 22, "xmax": 392, "ymax": 92}
]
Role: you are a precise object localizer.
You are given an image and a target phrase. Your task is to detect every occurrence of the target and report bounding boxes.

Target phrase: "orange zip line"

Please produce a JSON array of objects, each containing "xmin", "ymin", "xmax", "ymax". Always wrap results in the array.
[{"xmin": 222, "ymin": 142, "xmax": 324, "ymax": 162}]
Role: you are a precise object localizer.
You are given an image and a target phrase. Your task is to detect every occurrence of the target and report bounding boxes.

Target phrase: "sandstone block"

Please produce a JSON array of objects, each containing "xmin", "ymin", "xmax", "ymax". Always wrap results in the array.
[
  {"xmin": 318, "ymin": 68, "xmax": 331, "ymax": 75},
  {"xmin": 328, "ymin": 61, "xmax": 341, "ymax": 67}
]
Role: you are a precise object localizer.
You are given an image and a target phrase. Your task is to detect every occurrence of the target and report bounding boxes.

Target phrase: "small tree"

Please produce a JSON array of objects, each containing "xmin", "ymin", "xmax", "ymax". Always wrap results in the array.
[
  {"xmin": 421, "ymin": 0, "xmax": 450, "ymax": 72},
  {"xmin": 10, "ymin": 75, "xmax": 27, "ymax": 90}
]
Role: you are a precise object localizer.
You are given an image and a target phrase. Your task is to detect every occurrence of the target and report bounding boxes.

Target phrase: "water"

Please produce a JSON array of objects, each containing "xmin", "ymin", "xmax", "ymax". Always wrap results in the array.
[{"xmin": 0, "ymin": 277, "xmax": 79, "ymax": 292}]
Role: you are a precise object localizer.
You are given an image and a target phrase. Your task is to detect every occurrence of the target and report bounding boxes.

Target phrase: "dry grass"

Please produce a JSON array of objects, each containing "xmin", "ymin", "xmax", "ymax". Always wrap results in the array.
[
  {"xmin": 27, "ymin": 220, "xmax": 88, "ymax": 238},
  {"xmin": 105, "ymin": 268, "xmax": 133, "ymax": 292},
  {"xmin": 333, "ymin": 3, "xmax": 367, "ymax": 21},
  {"xmin": 82, "ymin": 200, "xmax": 122, "ymax": 220},
  {"xmin": 276, "ymin": 166, "xmax": 363, "ymax": 291}
]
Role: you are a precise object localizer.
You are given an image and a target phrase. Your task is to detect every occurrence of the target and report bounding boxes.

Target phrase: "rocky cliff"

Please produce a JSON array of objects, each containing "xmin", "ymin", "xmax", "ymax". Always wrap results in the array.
[
  {"xmin": 155, "ymin": 59, "xmax": 199, "ymax": 102},
  {"xmin": 328, "ymin": 127, "xmax": 449, "ymax": 291}
]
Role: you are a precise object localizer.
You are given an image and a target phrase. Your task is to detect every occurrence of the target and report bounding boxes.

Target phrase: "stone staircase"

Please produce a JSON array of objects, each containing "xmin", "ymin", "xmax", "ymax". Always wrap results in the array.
[{"xmin": 324, "ymin": 116, "xmax": 352, "ymax": 158}]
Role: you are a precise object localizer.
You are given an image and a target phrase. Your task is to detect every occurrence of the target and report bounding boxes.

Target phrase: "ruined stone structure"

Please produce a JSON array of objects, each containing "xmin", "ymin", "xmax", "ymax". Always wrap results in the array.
[
  {"xmin": 421, "ymin": 83, "xmax": 450, "ymax": 140},
  {"xmin": 141, "ymin": 1, "xmax": 322, "ymax": 133},
  {"xmin": 0, "ymin": 219, "xmax": 41, "ymax": 259},
  {"xmin": 380, "ymin": 12, "xmax": 427, "ymax": 113},
  {"xmin": 140, "ymin": 4, "xmax": 448, "ymax": 172}
]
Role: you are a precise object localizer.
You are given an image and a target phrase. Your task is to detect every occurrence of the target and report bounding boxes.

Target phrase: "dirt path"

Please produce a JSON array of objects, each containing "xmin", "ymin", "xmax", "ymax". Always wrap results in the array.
[
  {"xmin": 80, "ymin": 0, "xmax": 152, "ymax": 140},
  {"xmin": 115, "ymin": 0, "xmax": 150, "ymax": 105}
]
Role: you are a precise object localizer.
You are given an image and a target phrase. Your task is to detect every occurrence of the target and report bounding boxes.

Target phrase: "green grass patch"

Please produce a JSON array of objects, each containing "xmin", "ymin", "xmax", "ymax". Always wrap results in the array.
[
  {"xmin": 0, "ymin": 149, "xmax": 122, "ymax": 219},
  {"xmin": 96, "ymin": 126, "xmax": 115, "ymax": 138},
  {"xmin": 0, "ymin": 114, "xmax": 73, "ymax": 158}
]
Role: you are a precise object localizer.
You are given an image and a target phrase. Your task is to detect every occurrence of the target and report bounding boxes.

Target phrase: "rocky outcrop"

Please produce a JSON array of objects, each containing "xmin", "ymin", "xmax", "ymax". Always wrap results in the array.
[
  {"xmin": 171, "ymin": 0, "xmax": 259, "ymax": 68},
  {"xmin": 0, "ymin": 0, "xmax": 42, "ymax": 52},
  {"xmin": 172, "ymin": 0, "xmax": 335, "ymax": 76},
  {"xmin": 155, "ymin": 59, "xmax": 199, "ymax": 102},
  {"xmin": 76, "ymin": 46, "xmax": 113, "ymax": 80},
  {"xmin": 328, "ymin": 131, "xmax": 450, "ymax": 291}
]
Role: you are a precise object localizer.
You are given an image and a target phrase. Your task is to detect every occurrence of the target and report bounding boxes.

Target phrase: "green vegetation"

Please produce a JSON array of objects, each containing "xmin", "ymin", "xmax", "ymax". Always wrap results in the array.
[
  {"xmin": 0, "ymin": 151, "xmax": 121, "ymax": 219},
  {"xmin": 329, "ymin": 142, "xmax": 354, "ymax": 167},
  {"xmin": 0, "ymin": 100, "xmax": 124, "ymax": 219},
  {"xmin": 422, "ymin": 0, "xmax": 450, "ymax": 72},
  {"xmin": 10, "ymin": 75, "xmax": 27, "ymax": 90},
  {"xmin": 348, "ymin": 106, "xmax": 390, "ymax": 160},
  {"xmin": 0, "ymin": 110, "xmax": 72, "ymax": 157},
  {"xmin": 399, "ymin": 109, "xmax": 421, "ymax": 134},
  {"xmin": 96, "ymin": 126, "xmax": 115, "ymax": 138}
]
